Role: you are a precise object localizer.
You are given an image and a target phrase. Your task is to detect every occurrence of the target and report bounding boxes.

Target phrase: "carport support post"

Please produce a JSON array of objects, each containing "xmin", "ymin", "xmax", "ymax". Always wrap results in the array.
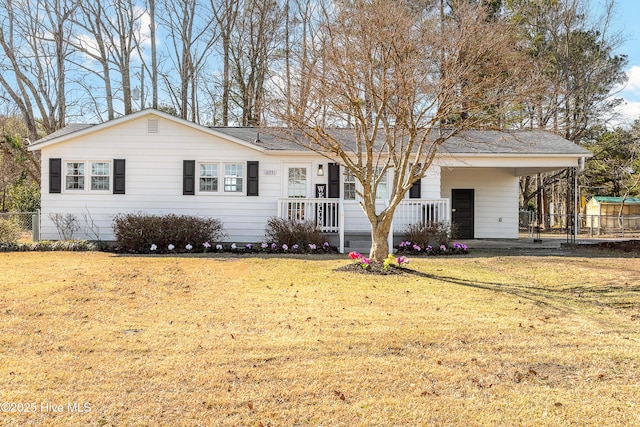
[{"xmin": 574, "ymin": 166, "xmax": 579, "ymax": 243}]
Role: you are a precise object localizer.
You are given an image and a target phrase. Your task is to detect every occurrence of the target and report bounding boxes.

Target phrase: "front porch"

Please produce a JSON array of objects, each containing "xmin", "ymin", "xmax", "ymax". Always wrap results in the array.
[{"xmin": 277, "ymin": 198, "xmax": 451, "ymax": 253}]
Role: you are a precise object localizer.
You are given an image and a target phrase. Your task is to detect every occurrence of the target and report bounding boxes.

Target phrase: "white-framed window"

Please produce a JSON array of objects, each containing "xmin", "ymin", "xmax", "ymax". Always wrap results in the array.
[
  {"xmin": 65, "ymin": 162, "xmax": 85, "ymax": 190},
  {"xmin": 224, "ymin": 163, "xmax": 244, "ymax": 193},
  {"xmin": 65, "ymin": 161, "xmax": 110, "ymax": 192},
  {"xmin": 344, "ymin": 170, "xmax": 356, "ymax": 200},
  {"xmin": 91, "ymin": 162, "xmax": 110, "ymax": 191},
  {"xmin": 287, "ymin": 167, "xmax": 307, "ymax": 198},
  {"xmin": 199, "ymin": 163, "xmax": 219, "ymax": 192},
  {"xmin": 374, "ymin": 167, "xmax": 388, "ymax": 200}
]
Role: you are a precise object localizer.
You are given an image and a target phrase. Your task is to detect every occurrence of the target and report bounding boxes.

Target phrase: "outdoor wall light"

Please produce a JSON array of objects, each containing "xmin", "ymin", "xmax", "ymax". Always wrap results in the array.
[{"xmin": 317, "ymin": 164, "xmax": 324, "ymax": 176}]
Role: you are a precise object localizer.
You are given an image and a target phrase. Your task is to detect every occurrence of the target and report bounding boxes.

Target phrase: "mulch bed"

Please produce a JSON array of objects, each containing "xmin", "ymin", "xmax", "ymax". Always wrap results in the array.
[
  {"xmin": 581, "ymin": 240, "xmax": 640, "ymax": 252},
  {"xmin": 334, "ymin": 263, "xmax": 407, "ymax": 275}
]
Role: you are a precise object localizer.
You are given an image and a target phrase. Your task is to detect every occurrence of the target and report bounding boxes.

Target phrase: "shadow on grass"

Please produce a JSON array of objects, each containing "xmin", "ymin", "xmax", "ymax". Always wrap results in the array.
[{"xmin": 402, "ymin": 268, "xmax": 640, "ymax": 313}]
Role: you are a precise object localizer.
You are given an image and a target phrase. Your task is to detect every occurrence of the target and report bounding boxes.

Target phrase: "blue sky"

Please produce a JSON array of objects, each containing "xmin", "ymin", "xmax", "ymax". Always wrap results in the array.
[{"xmin": 611, "ymin": 0, "xmax": 640, "ymax": 126}]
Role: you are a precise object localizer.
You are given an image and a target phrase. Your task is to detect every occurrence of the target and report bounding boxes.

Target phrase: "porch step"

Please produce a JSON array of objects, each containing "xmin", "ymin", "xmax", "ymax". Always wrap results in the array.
[{"xmin": 345, "ymin": 238, "xmax": 372, "ymax": 254}]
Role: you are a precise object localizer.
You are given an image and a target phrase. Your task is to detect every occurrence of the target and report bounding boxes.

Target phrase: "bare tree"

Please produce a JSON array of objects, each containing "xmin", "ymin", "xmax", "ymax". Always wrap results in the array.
[
  {"xmin": 278, "ymin": 0, "xmax": 532, "ymax": 262},
  {"xmin": 275, "ymin": 0, "xmax": 320, "ymax": 121},
  {"xmin": 229, "ymin": 0, "xmax": 283, "ymax": 126},
  {"xmin": 157, "ymin": 0, "xmax": 218, "ymax": 121},
  {"xmin": 211, "ymin": 0, "xmax": 241, "ymax": 125},
  {"xmin": 148, "ymin": 0, "xmax": 158, "ymax": 109},
  {"xmin": 71, "ymin": 0, "xmax": 146, "ymax": 119},
  {"xmin": 0, "ymin": 0, "xmax": 78, "ymax": 139}
]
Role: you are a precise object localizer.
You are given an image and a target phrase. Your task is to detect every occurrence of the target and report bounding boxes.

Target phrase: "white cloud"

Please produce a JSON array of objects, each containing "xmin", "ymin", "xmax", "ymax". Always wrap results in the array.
[
  {"xmin": 622, "ymin": 65, "xmax": 640, "ymax": 97},
  {"xmin": 612, "ymin": 99, "xmax": 640, "ymax": 128},
  {"xmin": 608, "ymin": 66, "xmax": 640, "ymax": 127}
]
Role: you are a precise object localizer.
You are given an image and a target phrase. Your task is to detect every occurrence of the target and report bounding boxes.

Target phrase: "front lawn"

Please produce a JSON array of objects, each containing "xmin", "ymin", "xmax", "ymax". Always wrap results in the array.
[{"xmin": 0, "ymin": 251, "xmax": 638, "ymax": 426}]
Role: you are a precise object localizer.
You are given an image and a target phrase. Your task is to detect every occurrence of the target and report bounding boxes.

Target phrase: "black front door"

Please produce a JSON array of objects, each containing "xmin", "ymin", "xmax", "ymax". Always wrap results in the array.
[{"xmin": 452, "ymin": 189, "xmax": 474, "ymax": 239}]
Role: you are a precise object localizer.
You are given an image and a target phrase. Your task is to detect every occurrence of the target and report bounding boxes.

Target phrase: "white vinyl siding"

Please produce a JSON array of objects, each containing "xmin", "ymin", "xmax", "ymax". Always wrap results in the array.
[{"xmin": 441, "ymin": 167, "xmax": 519, "ymax": 239}]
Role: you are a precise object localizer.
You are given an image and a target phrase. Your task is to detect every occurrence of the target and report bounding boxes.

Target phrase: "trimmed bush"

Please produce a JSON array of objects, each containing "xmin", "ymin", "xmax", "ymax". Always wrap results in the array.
[
  {"xmin": 113, "ymin": 213, "xmax": 226, "ymax": 253},
  {"xmin": 264, "ymin": 217, "xmax": 325, "ymax": 248},
  {"xmin": 0, "ymin": 219, "xmax": 20, "ymax": 244},
  {"xmin": 403, "ymin": 221, "xmax": 451, "ymax": 249}
]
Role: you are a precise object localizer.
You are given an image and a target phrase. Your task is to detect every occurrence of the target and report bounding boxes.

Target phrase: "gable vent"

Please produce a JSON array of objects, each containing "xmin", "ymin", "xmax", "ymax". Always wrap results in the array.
[{"xmin": 147, "ymin": 118, "xmax": 159, "ymax": 133}]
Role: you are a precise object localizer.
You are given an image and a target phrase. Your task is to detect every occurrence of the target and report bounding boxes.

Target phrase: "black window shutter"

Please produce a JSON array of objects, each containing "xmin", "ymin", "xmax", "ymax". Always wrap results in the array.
[
  {"xmin": 409, "ymin": 178, "xmax": 422, "ymax": 199},
  {"xmin": 49, "ymin": 158, "xmax": 62, "ymax": 193},
  {"xmin": 113, "ymin": 159, "xmax": 126, "ymax": 194},
  {"xmin": 183, "ymin": 160, "xmax": 195, "ymax": 195},
  {"xmin": 328, "ymin": 163, "xmax": 340, "ymax": 198},
  {"xmin": 247, "ymin": 161, "xmax": 259, "ymax": 196}
]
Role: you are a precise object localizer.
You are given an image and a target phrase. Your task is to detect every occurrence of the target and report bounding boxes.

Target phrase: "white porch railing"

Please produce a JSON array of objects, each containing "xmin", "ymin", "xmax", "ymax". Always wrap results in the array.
[
  {"xmin": 277, "ymin": 198, "xmax": 342, "ymax": 233},
  {"xmin": 392, "ymin": 198, "xmax": 451, "ymax": 232},
  {"xmin": 277, "ymin": 198, "xmax": 449, "ymax": 253}
]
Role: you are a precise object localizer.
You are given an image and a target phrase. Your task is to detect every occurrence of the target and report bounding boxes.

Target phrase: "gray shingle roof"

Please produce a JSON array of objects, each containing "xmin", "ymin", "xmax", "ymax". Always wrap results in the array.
[
  {"xmin": 213, "ymin": 127, "xmax": 592, "ymax": 156},
  {"xmin": 30, "ymin": 111, "xmax": 591, "ymax": 157},
  {"xmin": 29, "ymin": 124, "xmax": 92, "ymax": 146}
]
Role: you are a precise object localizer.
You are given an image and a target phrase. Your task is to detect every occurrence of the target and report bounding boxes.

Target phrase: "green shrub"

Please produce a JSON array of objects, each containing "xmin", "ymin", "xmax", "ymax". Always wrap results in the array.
[
  {"xmin": 403, "ymin": 221, "xmax": 451, "ymax": 248},
  {"xmin": 264, "ymin": 217, "xmax": 325, "ymax": 248},
  {"xmin": 0, "ymin": 218, "xmax": 20, "ymax": 244},
  {"xmin": 7, "ymin": 180, "xmax": 40, "ymax": 212},
  {"xmin": 112, "ymin": 213, "xmax": 226, "ymax": 253}
]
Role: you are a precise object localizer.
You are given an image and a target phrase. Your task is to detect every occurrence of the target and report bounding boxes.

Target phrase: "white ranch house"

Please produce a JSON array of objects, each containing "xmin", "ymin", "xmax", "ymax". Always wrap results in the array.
[{"xmin": 28, "ymin": 109, "xmax": 591, "ymax": 252}]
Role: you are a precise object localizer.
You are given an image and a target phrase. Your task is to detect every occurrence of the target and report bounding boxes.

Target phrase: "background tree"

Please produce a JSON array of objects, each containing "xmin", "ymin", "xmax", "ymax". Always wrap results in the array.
[
  {"xmin": 0, "ymin": 114, "xmax": 40, "ymax": 212},
  {"xmin": 0, "ymin": 0, "xmax": 77, "ymax": 140},
  {"xmin": 279, "ymin": 0, "xmax": 532, "ymax": 262},
  {"xmin": 506, "ymin": 0, "xmax": 627, "ymax": 226},
  {"xmin": 157, "ymin": 0, "xmax": 218, "ymax": 121},
  {"xmin": 582, "ymin": 122, "xmax": 640, "ymax": 199},
  {"xmin": 71, "ymin": 0, "xmax": 147, "ymax": 120},
  {"xmin": 229, "ymin": 0, "xmax": 282, "ymax": 125}
]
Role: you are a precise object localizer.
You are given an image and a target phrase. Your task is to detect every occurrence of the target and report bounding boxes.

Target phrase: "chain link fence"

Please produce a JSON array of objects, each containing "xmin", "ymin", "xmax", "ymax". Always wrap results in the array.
[
  {"xmin": 0, "ymin": 211, "xmax": 40, "ymax": 242},
  {"xmin": 519, "ymin": 210, "xmax": 640, "ymax": 238}
]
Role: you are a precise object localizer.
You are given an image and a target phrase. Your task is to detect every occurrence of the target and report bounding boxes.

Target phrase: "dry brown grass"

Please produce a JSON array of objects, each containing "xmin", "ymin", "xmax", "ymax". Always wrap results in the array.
[{"xmin": 0, "ymin": 250, "xmax": 639, "ymax": 426}]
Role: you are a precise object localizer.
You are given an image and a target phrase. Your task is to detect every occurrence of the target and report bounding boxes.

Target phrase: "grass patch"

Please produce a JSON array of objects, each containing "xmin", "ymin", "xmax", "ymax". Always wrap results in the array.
[{"xmin": 0, "ymin": 251, "xmax": 639, "ymax": 426}]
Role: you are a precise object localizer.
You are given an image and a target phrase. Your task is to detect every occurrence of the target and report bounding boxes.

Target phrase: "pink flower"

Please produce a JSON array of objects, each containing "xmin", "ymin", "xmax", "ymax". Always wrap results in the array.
[{"xmin": 349, "ymin": 251, "xmax": 362, "ymax": 260}]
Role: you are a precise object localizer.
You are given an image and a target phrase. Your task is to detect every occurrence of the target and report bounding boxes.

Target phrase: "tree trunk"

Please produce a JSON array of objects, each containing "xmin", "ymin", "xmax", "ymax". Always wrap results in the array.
[
  {"xmin": 149, "ymin": 0, "xmax": 158, "ymax": 109},
  {"xmin": 369, "ymin": 215, "xmax": 392, "ymax": 263}
]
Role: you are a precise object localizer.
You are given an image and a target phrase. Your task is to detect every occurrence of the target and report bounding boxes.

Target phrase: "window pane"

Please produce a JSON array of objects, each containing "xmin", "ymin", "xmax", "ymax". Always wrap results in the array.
[
  {"xmin": 65, "ymin": 162, "xmax": 85, "ymax": 190},
  {"xmin": 91, "ymin": 162, "xmax": 110, "ymax": 190},
  {"xmin": 224, "ymin": 164, "xmax": 243, "ymax": 192},
  {"xmin": 200, "ymin": 177, "xmax": 218, "ymax": 192},
  {"xmin": 91, "ymin": 176, "xmax": 110, "ymax": 191},
  {"xmin": 375, "ymin": 167, "xmax": 387, "ymax": 200},
  {"xmin": 288, "ymin": 167, "xmax": 307, "ymax": 198},
  {"xmin": 66, "ymin": 176, "xmax": 85, "ymax": 190},
  {"xmin": 344, "ymin": 171, "xmax": 355, "ymax": 200},
  {"xmin": 199, "ymin": 164, "xmax": 218, "ymax": 191},
  {"xmin": 200, "ymin": 163, "xmax": 217, "ymax": 177},
  {"xmin": 92, "ymin": 162, "xmax": 109, "ymax": 176}
]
